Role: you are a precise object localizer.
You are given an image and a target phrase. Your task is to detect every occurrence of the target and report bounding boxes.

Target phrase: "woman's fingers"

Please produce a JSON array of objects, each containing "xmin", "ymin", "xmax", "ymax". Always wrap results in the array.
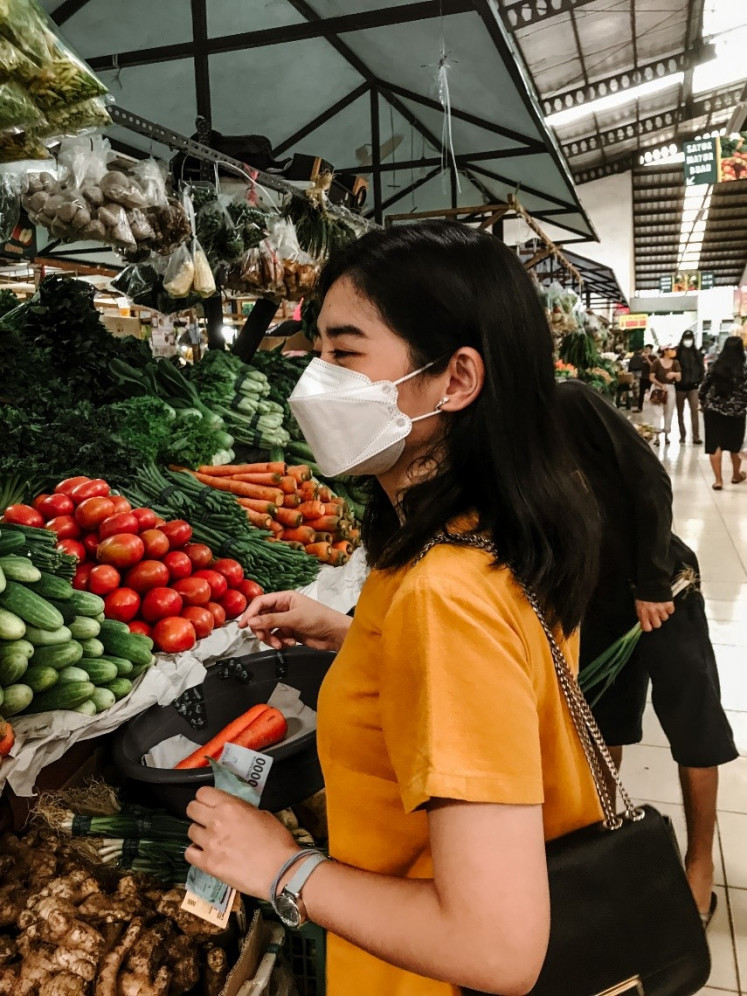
[{"xmin": 239, "ymin": 591, "xmax": 295, "ymax": 628}]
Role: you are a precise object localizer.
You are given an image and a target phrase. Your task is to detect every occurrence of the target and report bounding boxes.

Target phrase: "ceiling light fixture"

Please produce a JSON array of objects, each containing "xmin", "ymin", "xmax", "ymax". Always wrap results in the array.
[{"xmin": 546, "ymin": 72, "xmax": 685, "ymax": 128}]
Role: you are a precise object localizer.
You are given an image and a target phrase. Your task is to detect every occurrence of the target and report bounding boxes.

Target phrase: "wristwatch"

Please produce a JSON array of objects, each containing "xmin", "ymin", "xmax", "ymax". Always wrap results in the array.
[{"xmin": 271, "ymin": 849, "xmax": 330, "ymax": 929}]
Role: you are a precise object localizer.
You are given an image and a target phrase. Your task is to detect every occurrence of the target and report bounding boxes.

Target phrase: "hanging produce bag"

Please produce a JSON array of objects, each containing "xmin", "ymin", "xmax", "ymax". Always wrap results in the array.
[
  {"xmin": 163, "ymin": 242, "xmax": 195, "ymax": 299},
  {"xmin": 0, "ymin": 78, "xmax": 45, "ymax": 132},
  {"xmin": 112, "ymin": 262, "xmax": 202, "ymax": 315}
]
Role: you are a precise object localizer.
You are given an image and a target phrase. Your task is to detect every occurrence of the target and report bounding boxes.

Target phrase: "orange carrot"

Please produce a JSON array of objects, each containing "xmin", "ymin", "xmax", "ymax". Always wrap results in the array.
[
  {"xmin": 297, "ymin": 500, "xmax": 325, "ymax": 520},
  {"xmin": 231, "ymin": 473, "xmax": 283, "ymax": 485},
  {"xmin": 314, "ymin": 532, "xmax": 333, "ymax": 544},
  {"xmin": 278, "ymin": 476, "xmax": 298, "ymax": 494},
  {"xmin": 192, "ymin": 473, "xmax": 284, "ymax": 504},
  {"xmin": 299, "ymin": 481, "xmax": 319, "ymax": 499},
  {"xmin": 275, "ymin": 507, "xmax": 304, "ymax": 528},
  {"xmin": 282, "ymin": 493, "xmax": 302, "ymax": 508},
  {"xmin": 237, "ymin": 498, "xmax": 278, "ymax": 515},
  {"xmin": 268, "ymin": 519, "xmax": 284, "ymax": 535},
  {"xmin": 282, "ymin": 541, "xmax": 306, "ymax": 552},
  {"xmin": 347, "ymin": 527, "xmax": 361, "ymax": 541},
  {"xmin": 232, "ymin": 706, "xmax": 288, "ymax": 751},
  {"xmin": 323, "ymin": 501, "xmax": 344, "ymax": 516},
  {"xmin": 305, "ymin": 515, "xmax": 341, "ymax": 532},
  {"xmin": 197, "ymin": 463, "xmax": 285, "ymax": 476},
  {"xmin": 333, "ymin": 540, "xmax": 353, "ymax": 557},
  {"xmin": 287, "ymin": 464, "xmax": 312, "ymax": 483},
  {"xmin": 317, "ymin": 486, "xmax": 333, "ymax": 502},
  {"xmin": 175, "ymin": 704, "xmax": 270, "ymax": 769},
  {"xmin": 304, "ymin": 542, "xmax": 334, "ymax": 562},
  {"xmin": 280, "ymin": 526, "xmax": 317, "ymax": 544},
  {"xmin": 246, "ymin": 509, "xmax": 273, "ymax": 530}
]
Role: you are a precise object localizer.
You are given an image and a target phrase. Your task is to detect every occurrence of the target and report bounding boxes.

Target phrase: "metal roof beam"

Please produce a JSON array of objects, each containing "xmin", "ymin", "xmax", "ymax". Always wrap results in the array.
[
  {"xmin": 542, "ymin": 48, "xmax": 713, "ymax": 118},
  {"xmin": 500, "ymin": 0, "xmax": 598, "ymax": 31},
  {"xmin": 274, "ymin": 83, "xmax": 370, "ymax": 155},
  {"xmin": 338, "ymin": 147, "xmax": 541, "ymax": 173},
  {"xmin": 51, "ymin": 0, "xmax": 92, "ymax": 25},
  {"xmin": 366, "ymin": 167, "xmax": 444, "ymax": 217}
]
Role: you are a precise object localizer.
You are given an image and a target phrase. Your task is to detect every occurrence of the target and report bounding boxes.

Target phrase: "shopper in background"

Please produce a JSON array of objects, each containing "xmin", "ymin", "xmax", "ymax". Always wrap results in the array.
[
  {"xmin": 185, "ymin": 222, "xmax": 603, "ymax": 996},
  {"xmin": 557, "ymin": 380, "xmax": 737, "ymax": 927},
  {"xmin": 650, "ymin": 344, "xmax": 682, "ymax": 445},
  {"xmin": 699, "ymin": 335, "xmax": 747, "ymax": 490},
  {"xmin": 634, "ymin": 343, "xmax": 654, "ymax": 412},
  {"xmin": 675, "ymin": 331, "xmax": 704, "ymax": 444}
]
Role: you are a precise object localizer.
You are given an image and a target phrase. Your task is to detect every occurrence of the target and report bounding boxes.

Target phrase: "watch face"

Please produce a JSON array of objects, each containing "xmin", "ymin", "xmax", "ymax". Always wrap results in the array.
[{"xmin": 276, "ymin": 893, "xmax": 301, "ymax": 928}]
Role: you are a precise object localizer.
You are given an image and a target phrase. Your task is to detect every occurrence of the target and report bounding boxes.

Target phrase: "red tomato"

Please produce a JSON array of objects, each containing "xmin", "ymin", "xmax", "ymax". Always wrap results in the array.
[
  {"xmin": 212, "ymin": 558, "xmax": 244, "ymax": 588},
  {"xmin": 109, "ymin": 495, "xmax": 132, "ymax": 515},
  {"xmin": 181, "ymin": 606, "xmax": 214, "ymax": 639},
  {"xmin": 37, "ymin": 493, "xmax": 74, "ymax": 518},
  {"xmin": 173, "ymin": 577, "xmax": 211, "ymax": 606},
  {"xmin": 99, "ymin": 512, "xmax": 139, "ymax": 541},
  {"xmin": 206, "ymin": 601, "xmax": 226, "ymax": 628},
  {"xmin": 161, "ymin": 520, "xmax": 193, "ymax": 550},
  {"xmin": 152, "ymin": 616, "xmax": 196, "ymax": 654},
  {"xmin": 73, "ymin": 562, "xmax": 94, "ymax": 590},
  {"xmin": 104, "ymin": 588, "xmax": 141, "ymax": 623},
  {"xmin": 184, "ymin": 543, "xmax": 214, "ymax": 570},
  {"xmin": 128, "ymin": 620, "xmax": 152, "ymax": 638},
  {"xmin": 75, "ymin": 497, "xmax": 116, "ymax": 531},
  {"xmin": 82, "ymin": 532, "xmax": 100, "ymax": 557},
  {"xmin": 70, "ymin": 478, "xmax": 110, "ymax": 503},
  {"xmin": 125, "ymin": 560, "xmax": 170, "ymax": 594},
  {"xmin": 88, "ymin": 564, "xmax": 121, "ymax": 596},
  {"xmin": 54, "ymin": 476, "xmax": 90, "ymax": 496},
  {"xmin": 140, "ymin": 529, "xmax": 170, "ymax": 559},
  {"xmin": 3, "ymin": 504, "xmax": 44, "ymax": 527},
  {"xmin": 219, "ymin": 589, "xmax": 247, "ymax": 620},
  {"xmin": 44, "ymin": 515, "xmax": 81, "ymax": 540},
  {"xmin": 132, "ymin": 507, "xmax": 157, "ymax": 531},
  {"xmin": 191, "ymin": 569, "xmax": 227, "ymax": 599},
  {"xmin": 237, "ymin": 579, "xmax": 264, "ymax": 602},
  {"xmin": 153, "ymin": 517, "xmax": 166, "ymax": 528},
  {"xmin": 57, "ymin": 538, "xmax": 86, "ymax": 562},
  {"xmin": 141, "ymin": 587, "xmax": 184, "ymax": 624},
  {"xmin": 97, "ymin": 534, "xmax": 145, "ymax": 570},
  {"xmin": 162, "ymin": 551, "xmax": 192, "ymax": 581},
  {"xmin": 32, "ymin": 493, "xmax": 51, "ymax": 512}
]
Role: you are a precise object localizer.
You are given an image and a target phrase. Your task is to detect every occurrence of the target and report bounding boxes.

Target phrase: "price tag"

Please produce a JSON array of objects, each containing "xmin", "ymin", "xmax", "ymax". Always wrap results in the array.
[{"xmin": 181, "ymin": 888, "xmax": 235, "ymax": 929}]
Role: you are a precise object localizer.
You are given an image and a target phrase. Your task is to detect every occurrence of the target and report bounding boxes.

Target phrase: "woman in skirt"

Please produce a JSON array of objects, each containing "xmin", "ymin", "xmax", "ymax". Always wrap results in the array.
[{"xmin": 699, "ymin": 335, "xmax": 747, "ymax": 490}]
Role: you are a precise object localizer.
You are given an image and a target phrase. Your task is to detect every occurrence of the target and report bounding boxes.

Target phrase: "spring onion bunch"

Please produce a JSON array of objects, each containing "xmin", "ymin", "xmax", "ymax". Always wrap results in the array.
[{"xmin": 2, "ymin": 523, "xmax": 77, "ymax": 579}]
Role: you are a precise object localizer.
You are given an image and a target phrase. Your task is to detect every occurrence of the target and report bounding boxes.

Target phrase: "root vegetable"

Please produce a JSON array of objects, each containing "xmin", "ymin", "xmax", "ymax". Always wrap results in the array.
[
  {"xmin": 163, "ymin": 933, "xmax": 200, "ymax": 994},
  {"xmin": 204, "ymin": 945, "xmax": 229, "ymax": 996},
  {"xmin": 94, "ymin": 918, "xmax": 142, "ymax": 996},
  {"xmin": 39, "ymin": 972, "xmax": 87, "ymax": 995}
]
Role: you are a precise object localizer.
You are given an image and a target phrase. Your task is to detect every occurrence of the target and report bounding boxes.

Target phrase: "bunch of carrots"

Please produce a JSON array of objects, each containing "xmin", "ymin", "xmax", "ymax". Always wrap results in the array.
[
  {"xmin": 175, "ymin": 703, "xmax": 288, "ymax": 769},
  {"xmin": 184, "ymin": 461, "xmax": 361, "ymax": 566}
]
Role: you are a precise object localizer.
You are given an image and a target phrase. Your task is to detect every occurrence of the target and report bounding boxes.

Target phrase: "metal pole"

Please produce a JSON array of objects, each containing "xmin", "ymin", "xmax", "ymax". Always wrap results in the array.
[{"xmin": 370, "ymin": 87, "xmax": 383, "ymax": 225}]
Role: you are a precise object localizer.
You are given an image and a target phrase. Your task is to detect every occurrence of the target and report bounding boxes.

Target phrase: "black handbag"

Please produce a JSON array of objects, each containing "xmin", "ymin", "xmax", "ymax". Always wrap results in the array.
[{"xmin": 419, "ymin": 533, "xmax": 712, "ymax": 996}]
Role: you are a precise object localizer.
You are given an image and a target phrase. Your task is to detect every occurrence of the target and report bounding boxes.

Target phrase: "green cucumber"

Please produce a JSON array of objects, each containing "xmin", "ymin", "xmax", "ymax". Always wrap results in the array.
[
  {"xmin": 77, "ymin": 658, "xmax": 117, "ymax": 685},
  {"xmin": 129, "ymin": 660, "xmax": 154, "ymax": 679},
  {"xmin": 90, "ymin": 687, "xmax": 116, "ymax": 713},
  {"xmin": 98, "ymin": 626, "xmax": 152, "ymax": 667},
  {"xmin": 0, "ymin": 556, "xmax": 41, "ymax": 584},
  {"xmin": 27, "ymin": 681, "xmax": 94, "ymax": 712},
  {"xmin": 0, "ymin": 638, "xmax": 34, "ymax": 660},
  {"xmin": 98, "ymin": 618, "xmax": 130, "ymax": 637},
  {"xmin": 101, "ymin": 655, "xmax": 133, "ymax": 676},
  {"xmin": 74, "ymin": 700, "xmax": 97, "ymax": 717},
  {"xmin": 0, "ymin": 608, "xmax": 25, "ymax": 641},
  {"xmin": 25, "ymin": 625, "xmax": 72, "ymax": 646},
  {"xmin": 31, "ymin": 641, "xmax": 83, "ymax": 670},
  {"xmin": 95, "ymin": 612, "xmax": 105, "ymax": 622},
  {"xmin": 69, "ymin": 617, "xmax": 101, "ymax": 641},
  {"xmin": 24, "ymin": 666, "xmax": 59, "ymax": 693},
  {"xmin": 103, "ymin": 677, "xmax": 132, "ymax": 701},
  {"xmin": 58, "ymin": 666, "xmax": 90, "ymax": 683},
  {"xmin": 47, "ymin": 598, "xmax": 77, "ymax": 625},
  {"xmin": 79, "ymin": 637, "xmax": 104, "ymax": 659},
  {"xmin": 27, "ymin": 573, "xmax": 73, "ymax": 601},
  {"xmin": 69, "ymin": 590, "xmax": 105, "ymax": 618},
  {"xmin": 0, "ymin": 683, "xmax": 33, "ymax": 716},
  {"xmin": 0, "ymin": 564, "xmax": 5, "ymax": 594},
  {"xmin": 0, "ymin": 581, "xmax": 64, "ymax": 631},
  {"xmin": 0, "ymin": 532, "xmax": 25, "ymax": 556},
  {"xmin": 0, "ymin": 654, "xmax": 28, "ymax": 686},
  {"xmin": 0, "ymin": 687, "xmax": 4, "ymax": 708}
]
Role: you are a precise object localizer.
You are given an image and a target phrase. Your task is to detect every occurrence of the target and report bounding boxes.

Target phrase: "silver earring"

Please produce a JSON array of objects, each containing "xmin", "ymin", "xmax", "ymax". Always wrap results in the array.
[{"xmin": 435, "ymin": 396, "xmax": 449, "ymax": 412}]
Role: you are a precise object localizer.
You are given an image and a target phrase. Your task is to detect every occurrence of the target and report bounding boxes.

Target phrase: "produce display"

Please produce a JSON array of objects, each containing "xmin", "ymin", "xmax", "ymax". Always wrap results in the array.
[{"xmin": 0, "ymin": 828, "xmax": 236, "ymax": 995}]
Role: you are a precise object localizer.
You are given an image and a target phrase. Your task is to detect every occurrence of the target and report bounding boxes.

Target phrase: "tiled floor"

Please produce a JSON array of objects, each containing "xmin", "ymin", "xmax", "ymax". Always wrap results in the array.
[{"xmin": 620, "ymin": 423, "xmax": 747, "ymax": 994}]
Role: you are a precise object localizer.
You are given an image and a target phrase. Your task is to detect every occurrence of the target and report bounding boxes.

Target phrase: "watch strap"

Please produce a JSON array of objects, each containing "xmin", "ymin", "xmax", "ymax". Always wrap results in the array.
[
  {"xmin": 283, "ymin": 850, "xmax": 329, "ymax": 900},
  {"xmin": 269, "ymin": 848, "xmax": 326, "ymax": 908}
]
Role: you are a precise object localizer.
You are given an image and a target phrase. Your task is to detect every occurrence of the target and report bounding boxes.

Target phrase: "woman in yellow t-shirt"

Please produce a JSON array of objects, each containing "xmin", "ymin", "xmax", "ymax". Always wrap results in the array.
[{"xmin": 185, "ymin": 222, "xmax": 602, "ymax": 995}]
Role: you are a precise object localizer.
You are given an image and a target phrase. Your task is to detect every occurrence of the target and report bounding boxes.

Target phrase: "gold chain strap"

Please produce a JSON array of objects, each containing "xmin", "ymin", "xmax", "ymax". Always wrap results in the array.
[{"xmin": 414, "ymin": 532, "xmax": 645, "ymax": 830}]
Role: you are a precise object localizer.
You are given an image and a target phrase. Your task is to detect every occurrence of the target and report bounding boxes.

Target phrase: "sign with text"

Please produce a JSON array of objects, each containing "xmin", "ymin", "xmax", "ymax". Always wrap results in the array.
[
  {"xmin": 659, "ymin": 275, "xmax": 673, "ymax": 293},
  {"xmin": 683, "ymin": 137, "xmax": 720, "ymax": 185},
  {"xmin": 618, "ymin": 313, "xmax": 648, "ymax": 330}
]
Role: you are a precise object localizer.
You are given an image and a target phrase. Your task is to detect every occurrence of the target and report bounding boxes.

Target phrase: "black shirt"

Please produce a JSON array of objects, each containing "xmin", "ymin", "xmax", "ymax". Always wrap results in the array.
[{"xmin": 556, "ymin": 381, "xmax": 691, "ymax": 607}]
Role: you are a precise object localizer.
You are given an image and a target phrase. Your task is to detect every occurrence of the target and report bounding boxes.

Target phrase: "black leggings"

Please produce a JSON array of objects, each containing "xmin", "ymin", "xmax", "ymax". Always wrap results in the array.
[{"xmin": 638, "ymin": 377, "xmax": 650, "ymax": 409}]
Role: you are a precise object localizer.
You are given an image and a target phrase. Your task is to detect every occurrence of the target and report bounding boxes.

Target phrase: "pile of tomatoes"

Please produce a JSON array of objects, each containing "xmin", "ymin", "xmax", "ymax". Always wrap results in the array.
[{"xmin": 3, "ymin": 476, "xmax": 263, "ymax": 654}]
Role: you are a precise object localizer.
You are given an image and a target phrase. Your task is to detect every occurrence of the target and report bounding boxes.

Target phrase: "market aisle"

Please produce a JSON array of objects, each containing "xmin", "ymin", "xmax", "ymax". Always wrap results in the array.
[{"xmin": 618, "ymin": 435, "xmax": 747, "ymax": 994}]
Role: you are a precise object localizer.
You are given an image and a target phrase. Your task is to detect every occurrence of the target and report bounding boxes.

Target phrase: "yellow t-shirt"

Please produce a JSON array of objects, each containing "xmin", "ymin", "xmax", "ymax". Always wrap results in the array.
[{"xmin": 316, "ymin": 544, "xmax": 603, "ymax": 996}]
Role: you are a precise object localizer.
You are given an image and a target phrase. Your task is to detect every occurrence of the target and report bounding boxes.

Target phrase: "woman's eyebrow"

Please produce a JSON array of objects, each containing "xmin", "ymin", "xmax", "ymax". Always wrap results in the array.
[{"xmin": 323, "ymin": 324, "xmax": 368, "ymax": 340}]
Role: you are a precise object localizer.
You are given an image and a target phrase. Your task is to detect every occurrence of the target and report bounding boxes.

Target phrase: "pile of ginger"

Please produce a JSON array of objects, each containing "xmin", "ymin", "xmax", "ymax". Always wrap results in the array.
[{"xmin": 0, "ymin": 831, "xmax": 233, "ymax": 996}]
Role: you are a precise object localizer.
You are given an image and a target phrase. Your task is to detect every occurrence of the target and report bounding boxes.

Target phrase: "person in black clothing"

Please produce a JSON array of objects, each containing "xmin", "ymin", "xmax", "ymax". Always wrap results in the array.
[
  {"xmin": 675, "ymin": 331, "xmax": 705, "ymax": 443},
  {"xmin": 556, "ymin": 381, "xmax": 737, "ymax": 925},
  {"xmin": 633, "ymin": 343, "xmax": 654, "ymax": 411}
]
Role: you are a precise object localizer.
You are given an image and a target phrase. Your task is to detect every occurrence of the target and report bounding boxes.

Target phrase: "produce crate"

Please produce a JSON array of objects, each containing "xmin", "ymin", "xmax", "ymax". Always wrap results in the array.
[{"xmin": 286, "ymin": 922, "xmax": 326, "ymax": 996}]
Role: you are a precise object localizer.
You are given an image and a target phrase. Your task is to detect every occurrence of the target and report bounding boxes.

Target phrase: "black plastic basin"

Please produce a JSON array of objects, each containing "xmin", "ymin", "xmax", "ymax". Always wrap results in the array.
[{"xmin": 112, "ymin": 646, "xmax": 335, "ymax": 817}]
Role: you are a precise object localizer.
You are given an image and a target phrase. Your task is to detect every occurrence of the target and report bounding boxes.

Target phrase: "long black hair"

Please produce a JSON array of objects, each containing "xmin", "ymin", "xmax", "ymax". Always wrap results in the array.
[
  {"xmin": 316, "ymin": 222, "xmax": 599, "ymax": 635},
  {"xmin": 710, "ymin": 335, "xmax": 746, "ymax": 397}
]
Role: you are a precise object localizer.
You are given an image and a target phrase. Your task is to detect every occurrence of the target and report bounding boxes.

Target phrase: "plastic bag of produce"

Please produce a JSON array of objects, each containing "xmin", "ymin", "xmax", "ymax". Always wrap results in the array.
[
  {"xmin": 163, "ymin": 242, "xmax": 195, "ymax": 298},
  {"xmin": 0, "ymin": 128, "xmax": 48, "ymax": 162},
  {"xmin": 112, "ymin": 261, "xmax": 202, "ymax": 315},
  {"xmin": 192, "ymin": 237, "xmax": 216, "ymax": 297},
  {"xmin": 0, "ymin": 35, "xmax": 40, "ymax": 81},
  {"xmin": 36, "ymin": 95, "xmax": 111, "ymax": 138},
  {"xmin": 0, "ymin": 0, "xmax": 51, "ymax": 68},
  {"xmin": 97, "ymin": 201, "xmax": 136, "ymax": 248},
  {"xmin": 130, "ymin": 157, "xmax": 169, "ymax": 208},
  {"xmin": 0, "ymin": 78, "xmax": 45, "ymax": 132},
  {"xmin": 0, "ymin": 169, "xmax": 21, "ymax": 240}
]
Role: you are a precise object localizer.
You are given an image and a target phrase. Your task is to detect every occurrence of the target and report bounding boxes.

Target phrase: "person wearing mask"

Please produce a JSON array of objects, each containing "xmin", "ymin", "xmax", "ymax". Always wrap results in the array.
[
  {"xmin": 183, "ymin": 223, "xmax": 603, "ymax": 996},
  {"xmin": 634, "ymin": 343, "xmax": 654, "ymax": 412},
  {"xmin": 650, "ymin": 344, "xmax": 682, "ymax": 445},
  {"xmin": 675, "ymin": 331, "xmax": 704, "ymax": 443},
  {"xmin": 556, "ymin": 380, "xmax": 737, "ymax": 928},
  {"xmin": 699, "ymin": 335, "xmax": 747, "ymax": 490}
]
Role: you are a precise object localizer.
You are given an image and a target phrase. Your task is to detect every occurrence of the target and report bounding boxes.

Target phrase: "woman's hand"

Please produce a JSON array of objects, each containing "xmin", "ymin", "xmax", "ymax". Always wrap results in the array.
[
  {"xmin": 239, "ymin": 590, "xmax": 352, "ymax": 652},
  {"xmin": 186, "ymin": 786, "xmax": 300, "ymax": 899}
]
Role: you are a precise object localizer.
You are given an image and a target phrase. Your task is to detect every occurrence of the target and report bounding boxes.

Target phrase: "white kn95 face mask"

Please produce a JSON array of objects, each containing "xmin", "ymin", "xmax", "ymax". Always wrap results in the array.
[{"xmin": 288, "ymin": 357, "xmax": 446, "ymax": 477}]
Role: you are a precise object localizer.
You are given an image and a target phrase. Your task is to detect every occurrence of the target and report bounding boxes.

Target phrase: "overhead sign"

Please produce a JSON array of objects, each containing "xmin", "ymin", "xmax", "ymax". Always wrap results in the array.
[
  {"xmin": 663, "ymin": 271, "xmax": 716, "ymax": 293},
  {"xmin": 659, "ymin": 275, "xmax": 673, "ymax": 293},
  {"xmin": 683, "ymin": 137, "xmax": 720, "ymax": 185},
  {"xmin": 618, "ymin": 313, "xmax": 648, "ymax": 330},
  {"xmin": 718, "ymin": 132, "xmax": 747, "ymax": 182}
]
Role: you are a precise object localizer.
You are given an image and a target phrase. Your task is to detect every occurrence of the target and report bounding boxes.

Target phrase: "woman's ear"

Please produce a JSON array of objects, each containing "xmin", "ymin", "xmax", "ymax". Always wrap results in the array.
[{"xmin": 442, "ymin": 347, "xmax": 485, "ymax": 412}]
